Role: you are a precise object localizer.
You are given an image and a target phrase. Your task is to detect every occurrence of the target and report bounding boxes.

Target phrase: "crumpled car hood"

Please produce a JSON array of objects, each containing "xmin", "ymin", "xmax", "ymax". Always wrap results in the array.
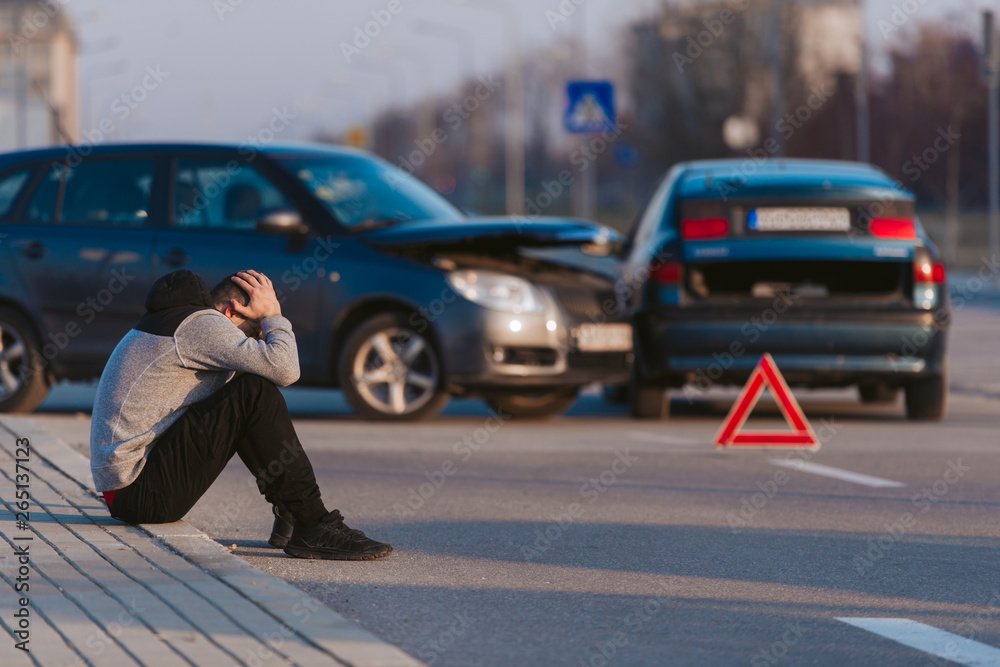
[{"xmin": 359, "ymin": 216, "xmax": 622, "ymax": 253}]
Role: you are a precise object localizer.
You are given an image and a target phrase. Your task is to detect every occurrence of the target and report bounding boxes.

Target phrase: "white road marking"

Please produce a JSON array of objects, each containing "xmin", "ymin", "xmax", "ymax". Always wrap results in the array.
[
  {"xmin": 836, "ymin": 618, "xmax": 1000, "ymax": 666},
  {"xmin": 627, "ymin": 431, "xmax": 704, "ymax": 448},
  {"xmin": 770, "ymin": 459, "xmax": 905, "ymax": 488}
]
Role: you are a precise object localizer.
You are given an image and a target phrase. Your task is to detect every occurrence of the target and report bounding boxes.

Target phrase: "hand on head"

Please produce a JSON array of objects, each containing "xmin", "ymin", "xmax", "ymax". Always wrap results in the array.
[{"xmin": 230, "ymin": 270, "xmax": 282, "ymax": 321}]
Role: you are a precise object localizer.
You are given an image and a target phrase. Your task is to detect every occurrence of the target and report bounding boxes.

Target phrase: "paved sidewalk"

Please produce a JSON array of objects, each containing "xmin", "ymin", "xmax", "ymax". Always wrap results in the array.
[{"xmin": 0, "ymin": 416, "xmax": 422, "ymax": 667}]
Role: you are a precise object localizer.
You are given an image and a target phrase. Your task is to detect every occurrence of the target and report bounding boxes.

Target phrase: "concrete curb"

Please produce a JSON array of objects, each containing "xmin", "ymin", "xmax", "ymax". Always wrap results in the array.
[{"xmin": 0, "ymin": 416, "xmax": 424, "ymax": 667}]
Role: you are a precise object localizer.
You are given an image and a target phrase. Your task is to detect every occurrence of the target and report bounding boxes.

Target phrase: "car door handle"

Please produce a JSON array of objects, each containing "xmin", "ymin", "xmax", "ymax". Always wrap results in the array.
[
  {"xmin": 21, "ymin": 241, "xmax": 46, "ymax": 260},
  {"xmin": 162, "ymin": 248, "xmax": 190, "ymax": 267}
]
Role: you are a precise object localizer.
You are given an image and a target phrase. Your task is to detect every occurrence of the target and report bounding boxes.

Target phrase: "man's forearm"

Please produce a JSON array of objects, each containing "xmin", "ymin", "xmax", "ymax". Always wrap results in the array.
[{"xmin": 177, "ymin": 311, "xmax": 301, "ymax": 386}]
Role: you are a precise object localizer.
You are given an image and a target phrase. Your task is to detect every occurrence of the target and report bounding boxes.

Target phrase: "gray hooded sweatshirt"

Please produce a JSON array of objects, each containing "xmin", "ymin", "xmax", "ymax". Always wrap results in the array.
[{"xmin": 90, "ymin": 270, "xmax": 299, "ymax": 493}]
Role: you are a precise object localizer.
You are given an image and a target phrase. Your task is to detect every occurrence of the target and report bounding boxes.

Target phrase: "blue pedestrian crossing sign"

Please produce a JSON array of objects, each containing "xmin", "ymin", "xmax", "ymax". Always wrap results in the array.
[{"xmin": 564, "ymin": 80, "xmax": 616, "ymax": 134}]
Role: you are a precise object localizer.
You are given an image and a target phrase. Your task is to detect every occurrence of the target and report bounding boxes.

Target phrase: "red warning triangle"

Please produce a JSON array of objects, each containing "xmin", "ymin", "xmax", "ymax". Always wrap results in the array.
[{"xmin": 714, "ymin": 354, "xmax": 819, "ymax": 449}]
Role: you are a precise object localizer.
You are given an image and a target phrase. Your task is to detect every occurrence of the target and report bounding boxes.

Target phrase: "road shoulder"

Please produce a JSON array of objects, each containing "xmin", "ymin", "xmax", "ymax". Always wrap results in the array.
[{"xmin": 0, "ymin": 415, "xmax": 422, "ymax": 667}]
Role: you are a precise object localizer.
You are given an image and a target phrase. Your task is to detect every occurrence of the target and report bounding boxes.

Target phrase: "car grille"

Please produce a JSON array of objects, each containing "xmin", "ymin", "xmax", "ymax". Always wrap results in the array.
[
  {"xmin": 493, "ymin": 346, "xmax": 559, "ymax": 367},
  {"xmin": 566, "ymin": 351, "xmax": 630, "ymax": 372}
]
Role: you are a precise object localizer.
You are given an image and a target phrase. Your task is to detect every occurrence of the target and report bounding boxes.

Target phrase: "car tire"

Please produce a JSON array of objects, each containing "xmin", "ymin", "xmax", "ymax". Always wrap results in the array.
[
  {"xmin": 602, "ymin": 383, "xmax": 629, "ymax": 405},
  {"xmin": 630, "ymin": 373, "xmax": 669, "ymax": 420},
  {"xmin": 484, "ymin": 388, "xmax": 579, "ymax": 420},
  {"xmin": 0, "ymin": 307, "xmax": 49, "ymax": 413},
  {"xmin": 338, "ymin": 312, "xmax": 449, "ymax": 421},
  {"xmin": 904, "ymin": 370, "xmax": 947, "ymax": 422},
  {"xmin": 858, "ymin": 383, "xmax": 899, "ymax": 404}
]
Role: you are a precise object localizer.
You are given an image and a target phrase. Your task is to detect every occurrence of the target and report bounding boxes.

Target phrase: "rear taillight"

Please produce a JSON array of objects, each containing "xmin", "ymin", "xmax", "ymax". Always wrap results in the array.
[
  {"xmin": 870, "ymin": 218, "xmax": 916, "ymax": 240},
  {"xmin": 651, "ymin": 262, "xmax": 682, "ymax": 285},
  {"xmin": 681, "ymin": 218, "xmax": 729, "ymax": 240},
  {"xmin": 914, "ymin": 260, "xmax": 946, "ymax": 284},
  {"xmin": 913, "ymin": 254, "xmax": 946, "ymax": 310}
]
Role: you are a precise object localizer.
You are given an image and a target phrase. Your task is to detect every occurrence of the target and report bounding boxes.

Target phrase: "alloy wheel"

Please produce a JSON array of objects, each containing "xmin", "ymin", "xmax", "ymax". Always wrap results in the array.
[
  {"xmin": 0, "ymin": 322, "xmax": 27, "ymax": 399},
  {"xmin": 351, "ymin": 327, "xmax": 439, "ymax": 416}
]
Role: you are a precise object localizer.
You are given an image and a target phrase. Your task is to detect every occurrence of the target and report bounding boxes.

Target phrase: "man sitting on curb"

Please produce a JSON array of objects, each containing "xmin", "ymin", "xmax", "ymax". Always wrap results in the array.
[{"xmin": 89, "ymin": 268, "xmax": 392, "ymax": 561}]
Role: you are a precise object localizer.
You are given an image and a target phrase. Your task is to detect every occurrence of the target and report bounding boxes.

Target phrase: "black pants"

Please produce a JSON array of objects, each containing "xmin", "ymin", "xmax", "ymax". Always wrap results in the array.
[{"xmin": 110, "ymin": 373, "xmax": 328, "ymax": 526}]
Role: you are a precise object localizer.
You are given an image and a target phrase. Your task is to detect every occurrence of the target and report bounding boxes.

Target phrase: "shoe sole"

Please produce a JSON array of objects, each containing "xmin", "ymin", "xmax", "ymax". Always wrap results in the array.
[
  {"xmin": 283, "ymin": 544, "xmax": 393, "ymax": 561},
  {"xmin": 268, "ymin": 534, "xmax": 290, "ymax": 549}
]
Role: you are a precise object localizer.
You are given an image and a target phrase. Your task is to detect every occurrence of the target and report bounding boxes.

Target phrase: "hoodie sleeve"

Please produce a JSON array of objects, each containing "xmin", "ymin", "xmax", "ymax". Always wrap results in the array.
[{"xmin": 173, "ymin": 311, "xmax": 301, "ymax": 387}]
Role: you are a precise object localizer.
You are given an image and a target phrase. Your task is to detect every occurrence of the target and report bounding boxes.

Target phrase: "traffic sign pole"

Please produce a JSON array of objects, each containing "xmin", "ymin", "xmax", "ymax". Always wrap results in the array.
[
  {"xmin": 564, "ymin": 81, "xmax": 616, "ymax": 221},
  {"xmin": 578, "ymin": 3, "xmax": 595, "ymax": 222},
  {"xmin": 580, "ymin": 147, "xmax": 597, "ymax": 220}
]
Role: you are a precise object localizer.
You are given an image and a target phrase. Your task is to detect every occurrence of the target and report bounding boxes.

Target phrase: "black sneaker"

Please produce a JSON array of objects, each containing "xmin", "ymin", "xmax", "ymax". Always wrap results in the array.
[
  {"xmin": 283, "ymin": 510, "xmax": 393, "ymax": 561},
  {"xmin": 268, "ymin": 505, "xmax": 294, "ymax": 549}
]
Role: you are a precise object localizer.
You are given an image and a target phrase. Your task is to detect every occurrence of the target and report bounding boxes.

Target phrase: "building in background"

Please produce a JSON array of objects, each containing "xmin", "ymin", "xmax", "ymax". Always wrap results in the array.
[
  {"xmin": 0, "ymin": 0, "xmax": 77, "ymax": 150},
  {"xmin": 634, "ymin": 0, "xmax": 862, "ymax": 160},
  {"xmin": 796, "ymin": 0, "xmax": 863, "ymax": 94}
]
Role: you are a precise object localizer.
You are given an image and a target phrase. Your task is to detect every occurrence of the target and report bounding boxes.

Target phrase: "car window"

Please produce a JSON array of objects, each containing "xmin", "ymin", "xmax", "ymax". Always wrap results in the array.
[
  {"xmin": 60, "ymin": 159, "xmax": 155, "ymax": 226},
  {"xmin": 0, "ymin": 169, "xmax": 30, "ymax": 219},
  {"xmin": 173, "ymin": 159, "xmax": 293, "ymax": 231},
  {"xmin": 277, "ymin": 155, "xmax": 461, "ymax": 228},
  {"xmin": 24, "ymin": 163, "xmax": 63, "ymax": 224}
]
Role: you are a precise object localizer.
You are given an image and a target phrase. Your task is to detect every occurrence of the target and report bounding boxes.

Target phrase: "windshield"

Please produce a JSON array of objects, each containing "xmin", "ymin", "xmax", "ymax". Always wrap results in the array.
[{"xmin": 278, "ymin": 154, "xmax": 462, "ymax": 229}]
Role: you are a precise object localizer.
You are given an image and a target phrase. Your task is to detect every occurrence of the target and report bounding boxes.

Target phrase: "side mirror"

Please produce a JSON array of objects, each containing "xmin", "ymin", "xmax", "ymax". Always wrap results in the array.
[{"xmin": 256, "ymin": 209, "xmax": 307, "ymax": 234}]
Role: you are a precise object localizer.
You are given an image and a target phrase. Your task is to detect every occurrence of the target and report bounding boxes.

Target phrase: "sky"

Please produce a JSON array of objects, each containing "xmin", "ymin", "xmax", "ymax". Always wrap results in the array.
[{"xmin": 62, "ymin": 0, "xmax": 986, "ymax": 144}]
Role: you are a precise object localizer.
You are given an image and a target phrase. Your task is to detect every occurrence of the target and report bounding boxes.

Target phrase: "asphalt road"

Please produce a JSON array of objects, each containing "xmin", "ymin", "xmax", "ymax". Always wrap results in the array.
[{"xmin": 38, "ymin": 306, "xmax": 1000, "ymax": 667}]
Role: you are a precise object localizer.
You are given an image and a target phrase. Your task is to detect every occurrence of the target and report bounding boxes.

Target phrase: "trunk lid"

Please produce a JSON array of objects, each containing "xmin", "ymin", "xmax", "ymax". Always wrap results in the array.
[{"xmin": 675, "ymin": 195, "xmax": 922, "ymax": 304}]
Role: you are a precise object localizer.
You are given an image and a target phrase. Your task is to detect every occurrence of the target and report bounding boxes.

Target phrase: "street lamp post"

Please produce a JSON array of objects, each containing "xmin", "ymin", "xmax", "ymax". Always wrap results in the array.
[
  {"xmin": 767, "ymin": 0, "xmax": 785, "ymax": 157},
  {"xmin": 984, "ymin": 11, "xmax": 999, "ymax": 262},
  {"xmin": 855, "ymin": 0, "xmax": 870, "ymax": 163}
]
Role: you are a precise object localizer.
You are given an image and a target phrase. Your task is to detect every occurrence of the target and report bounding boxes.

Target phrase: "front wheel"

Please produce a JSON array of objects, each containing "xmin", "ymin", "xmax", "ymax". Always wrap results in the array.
[
  {"xmin": 905, "ymin": 372, "xmax": 947, "ymax": 421},
  {"xmin": 338, "ymin": 312, "xmax": 449, "ymax": 421},
  {"xmin": 484, "ymin": 388, "xmax": 579, "ymax": 420}
]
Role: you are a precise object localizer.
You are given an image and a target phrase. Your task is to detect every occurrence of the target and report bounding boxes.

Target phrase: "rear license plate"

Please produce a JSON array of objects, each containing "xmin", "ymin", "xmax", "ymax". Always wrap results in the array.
[
  {"xmin": 575, "ymin": 323, "xmax": 633, "ymax": 352},
  {"xmin": 748, "ymin": 207, "xmax": 851, "ymax": 233}
]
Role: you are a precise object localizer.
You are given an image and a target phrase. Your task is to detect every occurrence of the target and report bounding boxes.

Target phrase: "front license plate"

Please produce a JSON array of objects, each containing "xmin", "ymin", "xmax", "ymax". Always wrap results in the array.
[
  {"xmin": 575, "ymin": 323, "xmax": 633, "ymax": 352},
  {"xmin": 748, "ymin": 207, "xmax": 851, "ymax": 232}
]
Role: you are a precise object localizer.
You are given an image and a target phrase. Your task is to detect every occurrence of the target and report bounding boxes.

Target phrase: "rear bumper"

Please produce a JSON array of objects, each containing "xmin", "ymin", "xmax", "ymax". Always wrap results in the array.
[{"xmin": 635, "ymin": 306, "xmax": 949, "ymax": 387}]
